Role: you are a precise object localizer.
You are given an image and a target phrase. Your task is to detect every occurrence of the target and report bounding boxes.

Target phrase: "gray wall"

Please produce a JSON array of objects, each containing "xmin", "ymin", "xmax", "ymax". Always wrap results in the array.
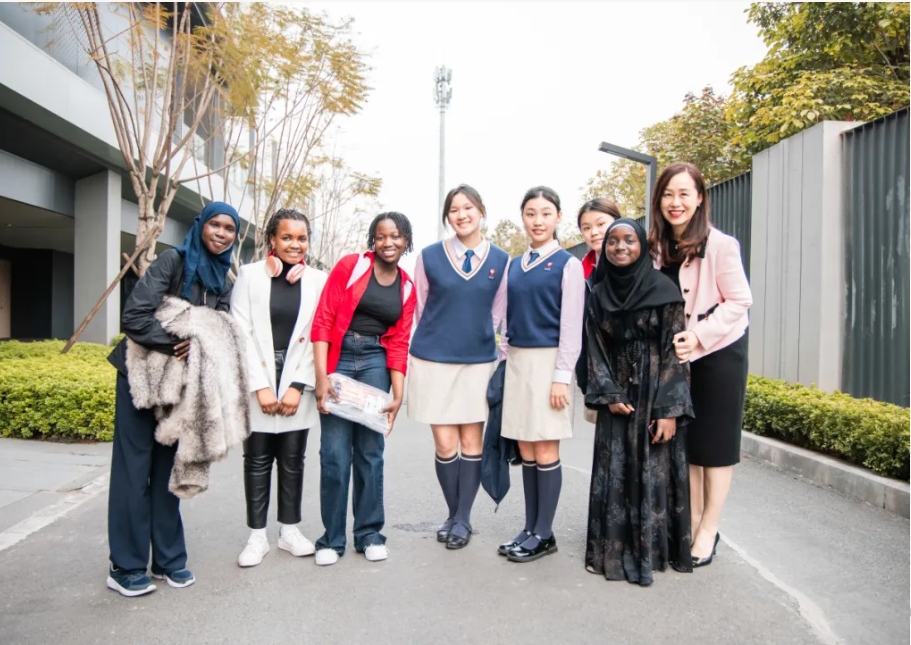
[
  {"xmin": 708, "ymin": 171, "xmax": 752, "ymax": 277},
  {"xmin": 749, "ymin": 121, "xmax": 858, "ymax": 392}
]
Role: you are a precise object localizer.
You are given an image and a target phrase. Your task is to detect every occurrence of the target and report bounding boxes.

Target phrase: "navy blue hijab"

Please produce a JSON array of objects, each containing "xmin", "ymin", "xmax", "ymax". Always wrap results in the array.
[{"xmin": 175, "ymin": 201, "xmax": 240, "ymax": 299}]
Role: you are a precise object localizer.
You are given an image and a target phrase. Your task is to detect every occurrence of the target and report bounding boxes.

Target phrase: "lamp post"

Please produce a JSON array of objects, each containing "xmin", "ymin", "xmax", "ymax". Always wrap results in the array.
[
  {"xmin": 598, "ymin": 141, "xmax": 657, "ymax": 232},
  {"xmin": 434, "ymin": 65, "xmax": 452, "ymax": 241}
]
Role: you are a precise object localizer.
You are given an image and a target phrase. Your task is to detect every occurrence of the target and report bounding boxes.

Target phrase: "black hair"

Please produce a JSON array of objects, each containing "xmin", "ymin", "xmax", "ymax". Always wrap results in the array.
[
  {"xmin": 520, "ymin": 186, "xmax": 561, "ymax": 240},
  {"xmin": 264, "ymin": 207, "xmax": 311, "ymax": 252},
  {"xmin": 577, "ymin": 198, "xmax": 622, "ymax": 228},
  {"xmin": 367, "ymin": 211, "xmax": 414, "ymax": 254},
  {"xmin": 442, "ymin": 184, "xmax": 486, "ymax": 226}
]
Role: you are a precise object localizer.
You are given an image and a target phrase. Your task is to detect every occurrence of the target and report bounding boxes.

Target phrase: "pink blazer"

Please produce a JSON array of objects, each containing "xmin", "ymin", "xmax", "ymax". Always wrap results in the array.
[{"xmin": 654, "ymin": 228, "xmax": 752, "ymax": 362}]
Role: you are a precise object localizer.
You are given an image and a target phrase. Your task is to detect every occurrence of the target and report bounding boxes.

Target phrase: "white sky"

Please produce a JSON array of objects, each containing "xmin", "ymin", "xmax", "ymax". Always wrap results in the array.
[{"xmin": 308, "ymin": 1, "xmax": 768, "ymax": 271}]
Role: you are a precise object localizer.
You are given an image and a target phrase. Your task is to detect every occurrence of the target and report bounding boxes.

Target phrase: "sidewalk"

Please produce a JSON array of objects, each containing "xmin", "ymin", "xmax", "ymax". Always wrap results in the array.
[{"xmin": 0, "ymin": 437, "xmax": 111, "ymax": 534}]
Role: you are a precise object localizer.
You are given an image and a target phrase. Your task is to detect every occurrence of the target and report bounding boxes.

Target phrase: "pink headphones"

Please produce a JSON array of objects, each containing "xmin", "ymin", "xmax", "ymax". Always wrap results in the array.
[{"xmin": 265, "ymin": 251, "xmax": 306, "ymax": 284}]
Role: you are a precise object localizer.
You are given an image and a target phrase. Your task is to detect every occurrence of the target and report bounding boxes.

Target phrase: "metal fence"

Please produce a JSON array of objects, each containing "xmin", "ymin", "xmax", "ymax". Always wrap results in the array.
[
  {"xmin": 708, "ymin": 171, "xmax": 752, "ymax": 276},
  {"xmin": 841, "ymin": 108, "xmax": 910, "ymax": 407}
]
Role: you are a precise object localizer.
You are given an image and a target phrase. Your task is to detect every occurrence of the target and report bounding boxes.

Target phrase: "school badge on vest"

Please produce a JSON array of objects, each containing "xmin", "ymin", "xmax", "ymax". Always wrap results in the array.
[
  {"xmin": 489, "ymin": 269, "xmax": 496, "ymax": 280},
  {"xmin": 544, "ymin": 262, "xmax": 553, "ymax": 271}
]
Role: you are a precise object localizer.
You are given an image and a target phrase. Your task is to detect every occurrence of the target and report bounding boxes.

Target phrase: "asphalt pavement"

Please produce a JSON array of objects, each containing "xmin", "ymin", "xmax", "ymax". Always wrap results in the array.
[{"xmin": 0, "ymin": 393, "xmax": 907, "ymax": 644}]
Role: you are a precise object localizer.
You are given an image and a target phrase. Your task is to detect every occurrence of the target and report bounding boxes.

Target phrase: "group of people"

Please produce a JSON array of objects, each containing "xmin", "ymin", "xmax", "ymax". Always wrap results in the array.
[{"xmin": 104, "ymin": 161, "xmax": 752, "ymax": 597}]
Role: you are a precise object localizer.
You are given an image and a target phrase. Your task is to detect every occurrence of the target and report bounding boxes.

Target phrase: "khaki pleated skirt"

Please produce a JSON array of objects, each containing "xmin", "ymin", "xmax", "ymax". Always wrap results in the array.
[
  {"xmin": 502, "ymin": 346, "xmax": 574, "ymax": 442},
  {"xmin": 407, "ymin": 356, "xmax": 497, "ymax": 425}
]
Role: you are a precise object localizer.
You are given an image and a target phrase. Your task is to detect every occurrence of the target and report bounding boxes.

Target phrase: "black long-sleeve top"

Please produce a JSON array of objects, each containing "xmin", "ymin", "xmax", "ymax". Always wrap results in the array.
[
  {"xmin": 270, "ymin": 260, "xmax": 302, "ymax": 351},
  {"xmin": 107, "ymin": 248, "xmax": 233, "ymax": 375}
]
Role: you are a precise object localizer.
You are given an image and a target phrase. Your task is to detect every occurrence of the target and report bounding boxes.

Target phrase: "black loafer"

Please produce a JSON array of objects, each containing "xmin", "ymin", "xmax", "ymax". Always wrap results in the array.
[
  {"xmin": 497, "ymin": 530, "xmax": 530, "ymax": 556},
  {"xmin": 436, "ymin": 519, "xmax": 454, "ymax": 543},
  {"xmin": 445, "ymin": 523, "xmax": 472, "ymax": 550},
  {"xmin": 506, "ymin": 534, "xmax": 558, "ymax": 563}
]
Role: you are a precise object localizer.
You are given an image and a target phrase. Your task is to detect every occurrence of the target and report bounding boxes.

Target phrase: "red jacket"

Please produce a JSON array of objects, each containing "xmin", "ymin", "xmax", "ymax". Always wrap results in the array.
[
  {"xmin": 582, "ymin": 249, "xmax": 597, "ymax": 279},
  {"xmin": 310, "ymin": 251, "xmax": 417, "ymax": 375}
]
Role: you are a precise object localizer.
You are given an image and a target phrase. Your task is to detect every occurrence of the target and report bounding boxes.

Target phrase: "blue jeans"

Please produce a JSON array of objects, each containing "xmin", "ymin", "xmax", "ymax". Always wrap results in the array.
[{"xmin": 316, "ymin": 333, "xmax": 391, "ymax": 554}]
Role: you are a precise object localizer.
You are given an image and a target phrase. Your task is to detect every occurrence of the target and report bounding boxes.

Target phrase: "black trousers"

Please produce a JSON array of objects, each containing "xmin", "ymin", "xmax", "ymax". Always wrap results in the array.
[
  {"xmin": 108, "ymin": 372, "xmax": 186, "ymax": 574},
  {"xmin": 244, "ymin": 429, "xmax": 310, "ymax": 528}
]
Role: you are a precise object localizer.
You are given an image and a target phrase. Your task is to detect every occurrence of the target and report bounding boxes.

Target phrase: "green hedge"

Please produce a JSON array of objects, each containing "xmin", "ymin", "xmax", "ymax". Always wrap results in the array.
[
  {"xmin": 744, "ymin": 376, "xmax": 910, "ymax": 480},
  {"xmin": 0, "ymin": 340, "xmax": 116, "ymax": 442}
]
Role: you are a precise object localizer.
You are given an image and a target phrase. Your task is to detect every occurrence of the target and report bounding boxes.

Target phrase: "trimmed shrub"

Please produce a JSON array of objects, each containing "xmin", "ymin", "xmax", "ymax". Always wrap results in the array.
[
  {"xmin": 744, "ymin": 375, "xmax": 910, "ymax": 480},
  {"xmin": 0, "ymin": 340, "xmax": 115, "ymax": 441}
]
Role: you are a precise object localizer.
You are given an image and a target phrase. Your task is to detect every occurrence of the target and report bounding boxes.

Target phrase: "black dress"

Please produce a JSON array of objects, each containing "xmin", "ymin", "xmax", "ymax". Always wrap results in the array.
[
  {"xmin": 584, "ymin": 300, "xmax": 694, "ymax": 586},
  {"xmin": 661, "ymin": 263, "xmax": 748, "ymax": 468}
]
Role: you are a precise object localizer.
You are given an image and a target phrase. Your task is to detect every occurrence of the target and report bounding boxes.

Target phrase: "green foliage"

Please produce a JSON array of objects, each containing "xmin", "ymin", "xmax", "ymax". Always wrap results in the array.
[
  {"xmin": 0, "ymin": 341, "xmax": 116, "ymax": 442},
  {"xmin": 728, "ymin": 2, "xmax": 910, "ymax": 154},
  {"xmin": 583, "ymin": 87, "xmax": 748, "ymax": 212},
  {"xmin": 490, "ymin": 219, "xmax": 528, "ymax": 258},
  {"xmin": 745, "ymin": 375, "xmax": 910, "ymax": 480}
]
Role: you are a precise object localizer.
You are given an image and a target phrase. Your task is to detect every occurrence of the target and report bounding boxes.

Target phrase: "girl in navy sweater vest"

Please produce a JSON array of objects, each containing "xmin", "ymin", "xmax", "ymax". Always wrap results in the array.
[
  {"xmin": 498, "ymin": 187, "xmax": 585, "ymax": 563},
  {"xmin": 409, "ymin": 185, "xmax": 509, "ymax": 550}
]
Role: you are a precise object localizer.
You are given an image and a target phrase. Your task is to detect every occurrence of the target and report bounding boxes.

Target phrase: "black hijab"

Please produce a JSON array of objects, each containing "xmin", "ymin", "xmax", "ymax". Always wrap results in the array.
[{"xmin": 591, "ymin": 218, "xmax": 683, "ymax": 313}]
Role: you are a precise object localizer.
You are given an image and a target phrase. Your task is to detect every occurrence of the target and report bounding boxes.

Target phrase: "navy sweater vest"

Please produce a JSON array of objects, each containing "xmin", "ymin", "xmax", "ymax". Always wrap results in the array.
[
  {"xmin": 409, "ymin": 242, "xmax": 509, "ymax": 364},
  {"xmin": 506, "ymin": 248, "xmax": 572, "ymax": 348}
]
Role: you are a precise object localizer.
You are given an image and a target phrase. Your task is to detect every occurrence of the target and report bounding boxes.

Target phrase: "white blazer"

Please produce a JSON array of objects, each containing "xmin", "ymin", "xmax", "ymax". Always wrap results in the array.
[{"xmin": 231, "ymin": 260, "xmax": 328, "ymax": 434}]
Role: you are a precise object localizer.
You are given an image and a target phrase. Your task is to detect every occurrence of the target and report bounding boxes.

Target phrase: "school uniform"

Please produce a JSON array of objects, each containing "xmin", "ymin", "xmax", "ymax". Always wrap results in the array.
[
  {"xmin": 408, "ymin": 237, "xmax": 509, "ymax": 425},
  {"xmin": 500, "ymin": 240, "xmax": 585, "ymax": 442}
]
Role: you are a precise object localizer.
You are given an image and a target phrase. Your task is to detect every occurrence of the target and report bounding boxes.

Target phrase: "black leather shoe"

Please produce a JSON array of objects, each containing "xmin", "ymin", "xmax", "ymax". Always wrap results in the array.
[
  {"xmin": 506, "ymin": 534, "xmax": 558, "ymax": 563},
  {"xmin": 436, "ymin": 519, "xmax": 454, "ymax": 543},
  {"xmin": 445, "ymin": 523, "xmax": 472, "ymax": 550},
  {"xmin": 497, "ymin": 530, "xmax": 530, "ymax": 556},
  {"xmin": 692, "ymin": 532, "xmax": 720, "ymax": 568}
]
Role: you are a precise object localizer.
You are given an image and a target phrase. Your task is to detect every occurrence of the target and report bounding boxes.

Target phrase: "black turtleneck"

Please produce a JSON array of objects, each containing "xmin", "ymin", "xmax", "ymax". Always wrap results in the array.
[{"xmin": 270, "ymin": 260, "xmax": 302, "ymax": 351}]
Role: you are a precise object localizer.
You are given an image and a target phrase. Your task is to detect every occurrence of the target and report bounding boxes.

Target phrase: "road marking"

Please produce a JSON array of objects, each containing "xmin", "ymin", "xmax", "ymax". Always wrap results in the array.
[
  {"xmin": 0, "ymin": 472, "xmax": 110, "ymax": 553},
  {"xmin": 562, "ymin": 462, "xmax": 840, "ymax": 645}
]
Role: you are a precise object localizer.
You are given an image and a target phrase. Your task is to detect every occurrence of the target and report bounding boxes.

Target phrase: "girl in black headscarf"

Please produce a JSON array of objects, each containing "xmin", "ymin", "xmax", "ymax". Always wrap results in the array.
[{"xmin": 583, "ymin": 218, "xmax": 694, "ymax": 586}]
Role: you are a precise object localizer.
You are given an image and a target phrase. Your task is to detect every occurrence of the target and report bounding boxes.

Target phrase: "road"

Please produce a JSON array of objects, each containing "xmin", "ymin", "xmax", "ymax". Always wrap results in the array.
[{"xmin": 0, "ymin": 393, "xmax": 907, "ymax": 644}]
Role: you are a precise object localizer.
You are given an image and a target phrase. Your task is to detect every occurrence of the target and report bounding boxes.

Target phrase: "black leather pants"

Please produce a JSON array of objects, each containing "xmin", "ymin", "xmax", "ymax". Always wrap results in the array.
[
  {"xmin": 244, "ymin": 429, "xmax": 309, "ymax": 529},
  {"xmin": 244, "ymin": 353, "xmax": 309, "ymax": 529}
]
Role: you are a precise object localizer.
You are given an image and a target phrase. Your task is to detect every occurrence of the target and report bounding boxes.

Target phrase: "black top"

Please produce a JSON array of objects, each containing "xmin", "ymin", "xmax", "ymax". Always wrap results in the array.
[
  {"xmin": 660, "ymin": 262, "xmax": 682, "ymax": 292},
  {"xmin": 270, "ymin": 261, "xmax": 302, "ymax": 351},
  {"xmin": 107, "ymin": 248, "xmax": 233, "ymax": 375},
  {"xmin": 348, "ymin": 271, "xmax": 402, "ymax": 336}
]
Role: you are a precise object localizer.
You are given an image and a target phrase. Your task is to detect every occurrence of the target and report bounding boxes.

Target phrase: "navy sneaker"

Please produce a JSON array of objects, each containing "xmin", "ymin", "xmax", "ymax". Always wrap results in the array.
[
  {"xmin": 107, "ymin": 566, "xmax": 157, "ymax": 597},
  {"xmin": 151, "ymin": 568, "xmax": 195, "ymax": 588}
]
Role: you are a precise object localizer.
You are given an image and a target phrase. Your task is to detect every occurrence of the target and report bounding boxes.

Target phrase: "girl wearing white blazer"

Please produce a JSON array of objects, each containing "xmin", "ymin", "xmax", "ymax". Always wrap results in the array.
[{"xmin": 230, "ymin": 208, "xmax": 328, "ymax": 567}]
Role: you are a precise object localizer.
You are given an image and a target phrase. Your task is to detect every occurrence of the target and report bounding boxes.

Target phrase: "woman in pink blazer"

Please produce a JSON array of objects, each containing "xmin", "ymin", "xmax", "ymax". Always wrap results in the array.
[{"xmin": 648, "ymin": 162, "xmax": 752, "ymax": 569}]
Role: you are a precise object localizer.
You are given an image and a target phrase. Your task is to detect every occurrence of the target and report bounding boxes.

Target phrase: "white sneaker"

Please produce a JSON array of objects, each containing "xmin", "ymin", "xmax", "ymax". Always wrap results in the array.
[
  {"xmin": 278, "ymin": 527, "xmax": 316, "ymax": 557},
  {"xmin": 364, "ymin": 544, "xmax": 388, "ymax": 562},
  {"xmin": 238, "ymin": 534, "xmax": 270, "ymax": 567},
  {"xmin": 315, "ymin": 548, "xmax": 339, "ymax": 566}
]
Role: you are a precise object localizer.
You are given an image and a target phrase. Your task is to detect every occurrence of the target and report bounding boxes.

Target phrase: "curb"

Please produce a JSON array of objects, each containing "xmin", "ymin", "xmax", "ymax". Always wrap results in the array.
[{"xmin": 741, "ymin": 431, "xmax": 910, "ymax": 518}]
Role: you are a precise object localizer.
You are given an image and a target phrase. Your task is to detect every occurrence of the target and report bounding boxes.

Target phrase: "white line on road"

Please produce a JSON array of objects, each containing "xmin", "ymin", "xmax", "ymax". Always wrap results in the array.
[
  {"xmin": 0, "ymin": 472, "xmax": 110, "ymax": 554},
  {"xmin": 562, "ymin": 461, "xmax": 841, "ymax": 645}
]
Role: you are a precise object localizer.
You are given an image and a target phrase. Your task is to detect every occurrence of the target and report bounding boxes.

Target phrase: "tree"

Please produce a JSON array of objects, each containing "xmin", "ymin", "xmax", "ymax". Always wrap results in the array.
[
  {"xmin": 306, "ymin": 156, "xmax": 381, "ymax": 269},
  {"xmin": 490, "ymin": 219, "xmax": 527, "ymax": 258},
  {"xmin": 728, "ymin": 2, "xmax": 910, "ymax": 154},
  {"xmin": 582, "ymin": 87, "xmax": 747, "ymax": 216},
  {"xmin": 39, "ymin": 3, "xmax": 368, "ymax": 350}
]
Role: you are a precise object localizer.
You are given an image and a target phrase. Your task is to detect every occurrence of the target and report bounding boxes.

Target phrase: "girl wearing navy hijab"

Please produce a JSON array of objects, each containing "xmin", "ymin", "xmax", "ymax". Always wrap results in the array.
[
  {"xmin": 498, "ymin": 186, "xmax": 585, "ymax": 563},
  {"xmin": 584, "ymin": 218, "xmax": 693, "ymax": 586},
  {"xmin": 105, "ymin": 202, "xmax": 239, "ymax": 597},
  {"xmin": 408, "ymin": 185, "xmax": 509, "ymax": 550}
]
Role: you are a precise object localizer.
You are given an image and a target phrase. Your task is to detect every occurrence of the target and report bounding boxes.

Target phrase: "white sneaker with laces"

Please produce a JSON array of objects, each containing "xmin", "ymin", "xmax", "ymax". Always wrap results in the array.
[
  {"xmin": 238, "ymin": 534, "xmax": 270, "ymax": 567},
  {"xmin": 364, "ymin": 544, "xmax": 388, "ymax": 562},
  {"xmin": 278, "ymin": 527, "xmax": 316, "ymax": 557},
  {"xmin": 315, "ymin": 548, "xmax": 339, "ymax": 566}
]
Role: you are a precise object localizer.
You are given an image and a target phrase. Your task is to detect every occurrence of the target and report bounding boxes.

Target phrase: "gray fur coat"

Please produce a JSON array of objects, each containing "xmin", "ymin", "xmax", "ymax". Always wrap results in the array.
[{"xmin": 126, "ymin": 296, "xmax": 251, "ymax": 498}]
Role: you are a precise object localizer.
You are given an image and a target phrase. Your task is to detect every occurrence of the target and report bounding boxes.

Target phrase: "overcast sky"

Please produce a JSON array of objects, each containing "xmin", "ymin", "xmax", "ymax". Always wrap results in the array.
[{"xmin": 308, "ymin": 1, "xmax": 768, "ymax": 269}]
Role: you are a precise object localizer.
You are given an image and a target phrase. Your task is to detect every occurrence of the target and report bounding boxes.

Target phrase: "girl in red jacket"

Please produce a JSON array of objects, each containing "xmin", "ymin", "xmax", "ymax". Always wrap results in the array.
[{"xmin": 310, "ymin": 212, "xmax": 417, "ymax": 566}]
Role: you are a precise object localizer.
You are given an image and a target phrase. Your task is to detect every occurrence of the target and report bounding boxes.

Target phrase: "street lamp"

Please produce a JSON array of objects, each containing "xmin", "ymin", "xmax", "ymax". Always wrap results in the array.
[
  {"xmin": 434, "ymin": 65, "xmax": 452, "ymax": 241},
  {"xmin": 598, "ymin": 141, "xmax": 657, "ymax": 232}
]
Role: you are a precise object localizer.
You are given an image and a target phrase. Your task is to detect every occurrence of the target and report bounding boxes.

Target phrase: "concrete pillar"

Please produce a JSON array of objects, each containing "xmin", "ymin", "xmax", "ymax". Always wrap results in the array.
[
  {"xmin": 749, "ymin": 121, "xmax": 857, "ymax": 392},
  {"xmin": 74, "ymin": 170, "xmax": 121, "ymax": 345}
]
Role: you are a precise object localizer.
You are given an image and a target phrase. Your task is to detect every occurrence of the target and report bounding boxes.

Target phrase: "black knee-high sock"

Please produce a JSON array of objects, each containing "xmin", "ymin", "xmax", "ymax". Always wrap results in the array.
[
  {"xmin": 521, "ymin": 460, "xmax": 538, "ymax": 534},
  {"xmin": 435, "ymin": 454, "xmax": 460, "ymax": 519},
  {"xmin": 532, "ymin": 459, "xmax": 562, "ymax": 540},
  {"xmin": 452, "ymin": 453, "xmax": 482, "ymax": 530}
]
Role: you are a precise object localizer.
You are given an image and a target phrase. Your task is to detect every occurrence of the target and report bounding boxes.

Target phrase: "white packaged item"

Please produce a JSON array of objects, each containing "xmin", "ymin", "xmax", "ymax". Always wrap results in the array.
[{"xmin": 323, "ymin": 373, "xmax": 392, "ymax": 436}]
